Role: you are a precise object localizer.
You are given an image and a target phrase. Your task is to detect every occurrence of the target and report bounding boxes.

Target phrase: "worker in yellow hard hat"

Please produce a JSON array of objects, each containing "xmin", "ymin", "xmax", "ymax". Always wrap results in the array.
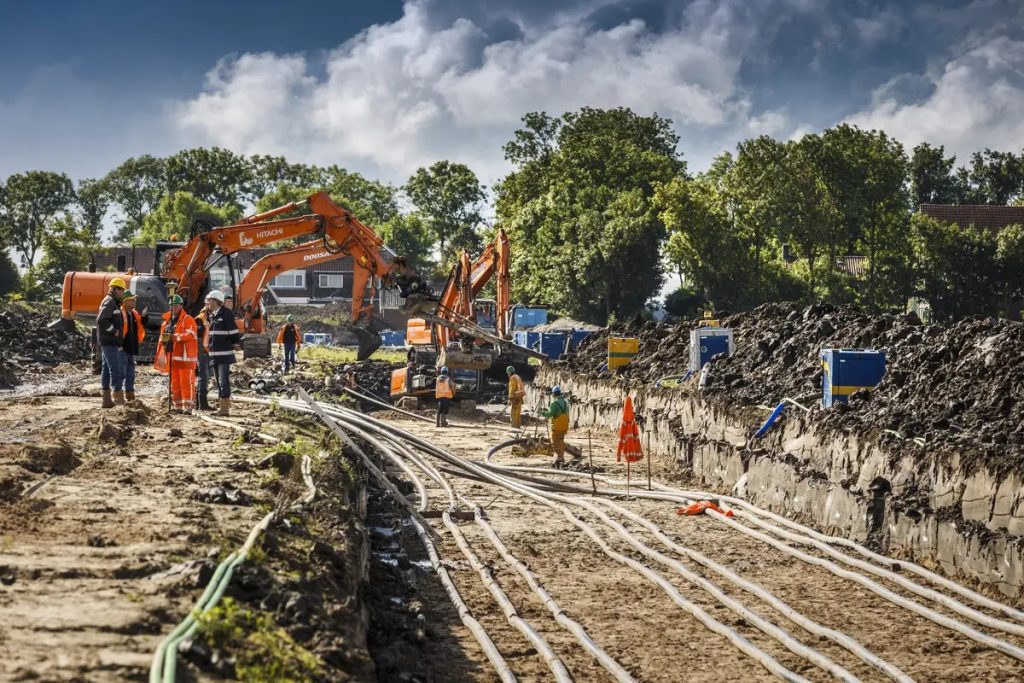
[{"xmin": 97, "ymin": 277, "xmax": 128, "ymax": 408}]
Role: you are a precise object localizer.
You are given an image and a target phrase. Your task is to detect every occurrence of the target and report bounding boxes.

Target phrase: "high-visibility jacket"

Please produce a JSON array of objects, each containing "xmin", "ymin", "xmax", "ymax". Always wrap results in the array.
[
  {"xmin": 508, "ymin": 373, "xmax": 525, "ymax": 402},
  {"xmin": 205, "ymin": 306, "xmax": 240, "ymax": 365},
  {"xmin": 542, "ymin": 396, "xmax": 570, "ymax": 433},
  {"xmin": 276, "ymin": 323, "xmax": 302, "ymax": 349},
  {"xmin": 120, "ymin": 307, "xmax": 145, "ymax": 345},
  {"xmin": 435, "ymin": 375, "xmax": 456, "ymax": 399},
  {"xmin": 154, "ymin": 312, "xmax": 198, "ymax": 373}
]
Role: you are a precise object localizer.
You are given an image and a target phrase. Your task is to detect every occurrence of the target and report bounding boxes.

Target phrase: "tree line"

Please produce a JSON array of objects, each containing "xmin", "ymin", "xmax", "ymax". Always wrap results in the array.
[{"xmin": 2, "ymin": 108, "xmax": 1024, "ymax": 322}]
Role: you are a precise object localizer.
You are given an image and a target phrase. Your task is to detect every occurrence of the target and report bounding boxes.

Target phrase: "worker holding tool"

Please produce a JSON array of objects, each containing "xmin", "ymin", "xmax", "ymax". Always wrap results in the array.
[
  {"xmin": 435, "ymin": 366, "xmax": 456, "ymax": 427},
  {"xmin": 120, "ymin": 292, "xmax": 145, "ymax": 403},
  {"xmin": 155, "ymin": 295, "xmax": 198, "ymax": 412},
  {"xmin": 194, "ymin": 300, "xmax": 214, "ymax": 411},
  {"xmin": 276, "ymin": 314, "xmax": 301, "ymax": 373},
  {"xmin": 507, "ymin": 366, "xmax": 526, "ymax": 428},
  {"xmin": 97, "ymin": 277, "xmax": 127, "ymax": 408},
  {"xmin": 541, "ymin": 386, "xmax": 571, "ymax": 467},
  {"xmin": 204, "ymin": 289, "xmax": 241, "ymax": 416}
]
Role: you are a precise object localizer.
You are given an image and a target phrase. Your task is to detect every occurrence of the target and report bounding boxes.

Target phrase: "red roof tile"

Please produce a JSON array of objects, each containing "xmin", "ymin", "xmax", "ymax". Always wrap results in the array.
[{"xmin": 920, "ymin": 204, "xmax": 1024, "ymax": 231}]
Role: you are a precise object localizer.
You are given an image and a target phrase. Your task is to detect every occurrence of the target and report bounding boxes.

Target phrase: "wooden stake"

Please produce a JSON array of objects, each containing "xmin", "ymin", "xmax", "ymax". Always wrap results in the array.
[
  {"xmin": 588, "ymin": 430, "xmax": 596, "ymax": 494},
  {"xmin": 646, "ymin": 429, "xmax": 652, "ymax": 491}
]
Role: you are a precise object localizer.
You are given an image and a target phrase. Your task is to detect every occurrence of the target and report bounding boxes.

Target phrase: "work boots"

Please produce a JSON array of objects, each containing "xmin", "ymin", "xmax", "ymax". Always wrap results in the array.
[
  {"xmin": 435, "ymin": 412, "xmax": 442, "ymax": 427},
  {"xmin": 198, "ymin": 392, "xmax": 214, "ymax": 411},
  {"xmin": 441, "ymin": 415, "xmax": 449, "ymax": 427},
  {"xmin": 126, "ymin": 391, "xmax": 136, "ymax": 403},
  {"xmin": 113, "ymin": 390, "xmax": 125, "ymax": 405},
  {"xmin": 217, "ymin": 398, "xmax": 231, "ymax": 417},
  {"xmin": 101, "ymin": 390, "xmax": 114, "ymax": 409}
]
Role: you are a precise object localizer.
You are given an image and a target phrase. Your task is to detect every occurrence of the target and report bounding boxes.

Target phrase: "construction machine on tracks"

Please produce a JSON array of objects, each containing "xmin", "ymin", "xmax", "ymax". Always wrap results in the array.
[{"xmin": 59, "ymin": 192, "xmax": 430, "ymax": 367}]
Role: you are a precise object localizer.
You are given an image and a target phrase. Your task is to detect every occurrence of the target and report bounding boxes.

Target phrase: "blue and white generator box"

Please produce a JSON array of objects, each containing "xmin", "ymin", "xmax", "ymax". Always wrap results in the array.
[
  {"xmin": 821, "ymin": 348, "xmax": 886, "ymax": 407},
  {"xmin": 689, "ymin": 328, "xmax": 734, "ymax": 372}
]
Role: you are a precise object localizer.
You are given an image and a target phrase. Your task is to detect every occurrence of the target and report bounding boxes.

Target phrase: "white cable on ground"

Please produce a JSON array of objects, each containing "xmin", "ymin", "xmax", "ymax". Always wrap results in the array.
[
  {"xmin": 593, "ymin": 498, "xmax": 912, "ymax": 683},
  {"xmin": 299, "ymin": 390, "xmax": 516, "ymax": 683}
]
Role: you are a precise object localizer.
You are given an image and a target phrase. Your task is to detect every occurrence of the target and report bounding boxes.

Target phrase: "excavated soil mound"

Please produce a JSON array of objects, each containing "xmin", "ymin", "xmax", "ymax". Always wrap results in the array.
[
  {"xmin": 0, "ymin": 304, "xmax": 91, "ymax": 366},
  {"xmin": 560, "ymin": 303, "xmax": 1024, "ymax": 471}
]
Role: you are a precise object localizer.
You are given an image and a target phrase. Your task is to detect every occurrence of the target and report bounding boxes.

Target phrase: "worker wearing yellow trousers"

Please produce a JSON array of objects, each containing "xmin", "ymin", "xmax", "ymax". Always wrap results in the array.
[
  {"xmin": 506, "ymin": 366, "xmax": 525, "ymax": 428},
  {"xmin": 541, "ymin": 386, "xmax": 570, "ymax": 467}
]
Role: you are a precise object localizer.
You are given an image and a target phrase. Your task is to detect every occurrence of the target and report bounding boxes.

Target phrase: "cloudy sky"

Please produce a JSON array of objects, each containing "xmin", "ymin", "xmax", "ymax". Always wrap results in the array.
[{"xmin": 2, "ymin": 0, "xmax": 1023, "ymax": 188}]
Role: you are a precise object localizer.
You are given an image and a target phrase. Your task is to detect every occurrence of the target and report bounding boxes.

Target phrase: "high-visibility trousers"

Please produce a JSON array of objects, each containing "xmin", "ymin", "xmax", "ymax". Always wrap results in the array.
[
  {"xmin": 510, "ymin": 399, "xmax": 523, "ymax": 428},
  {"xmin": 171, "ymin": 367, "xmax": 196, "ymax": 410},
  {"xmin": 551, "ymin": 429, "xmax": 567, "ymax": 457}
]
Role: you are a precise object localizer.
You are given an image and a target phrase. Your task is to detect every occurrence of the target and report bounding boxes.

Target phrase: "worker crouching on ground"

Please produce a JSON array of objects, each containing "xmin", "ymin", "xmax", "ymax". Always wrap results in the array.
[
  {"xmin": 155, "ymin": 295, "xmax": 198, "ymax": 413},
  {"xmin": 204, "ymin": 290, "xmax": 241, "ymax": 416},
  {"xmin": 120, "ymin": 293, "xmax": 145, "ymax": 402},
  {"xmin": 277, "ymin": 315, "xmax": 301, "ymax": 373},
  {"xmin": 97, "ymin": 277, "xmax": 127, "ymax": 408},
  {"xmin": 541, "ymin": 386, "xmax": 570, "ymax": 467},
  {"xmin": 507, "ymin": 366, "xmax": 525, "ymax": 428},
  {"xmin": 435, "ymin": 366, "xmax": 455, "ymax": 427}
]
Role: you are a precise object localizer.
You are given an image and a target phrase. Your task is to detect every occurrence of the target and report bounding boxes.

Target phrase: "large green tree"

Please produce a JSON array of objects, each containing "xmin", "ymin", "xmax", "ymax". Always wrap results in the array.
[
  {"xmin": 497, "ymin": 107, "xmax": 682, "ymax": 323},
  {"xmin": 102, "ymin": 155, "xmax": 167, "ymax": 243},
  {"xmin": 165, "ymin": 147, "xmax": 252, "ymax": 210},
  {"xmin": 910, "ymin": 143, "xmax": 964, "ymax": 206},
  {"xmin": 76, "ymin": 177, "xmax": 110, "ymax": 243},
  {"xmin": 0, "ymin": 171, "xmax": 77, "ymax": 267},
  {"xmin": 405, "ymin": 161, "xmax": 485, "ymax": 258},
  {"xmin": 137, "ymin": 191, "xmax": 241, "ymax": 246},
  {"xmin": 35, "ymin": 215, "xmax": 93, "ymax": 293}
]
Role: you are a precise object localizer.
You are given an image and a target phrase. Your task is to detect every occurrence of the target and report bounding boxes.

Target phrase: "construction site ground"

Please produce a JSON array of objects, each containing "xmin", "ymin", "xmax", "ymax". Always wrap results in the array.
[{"xmin": 3, "ymin": 365, "xmax": 1024, "ymax": 681}]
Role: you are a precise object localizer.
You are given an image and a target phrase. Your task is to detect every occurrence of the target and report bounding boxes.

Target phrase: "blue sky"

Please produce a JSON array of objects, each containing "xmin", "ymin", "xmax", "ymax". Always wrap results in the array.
[{"xmin": 2, "ymin": 0, "xmax": 1023, "ymax": 186}]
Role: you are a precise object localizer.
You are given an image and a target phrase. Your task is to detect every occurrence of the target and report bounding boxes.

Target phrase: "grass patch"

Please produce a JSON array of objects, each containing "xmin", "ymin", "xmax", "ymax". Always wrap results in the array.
[
  {"xmin": 196, "ymin": 597, "xmax": 323, "ymax": 682},
  {"xmin": 298, "ymin": 345, "xmax": 407, "ymax": 365}
]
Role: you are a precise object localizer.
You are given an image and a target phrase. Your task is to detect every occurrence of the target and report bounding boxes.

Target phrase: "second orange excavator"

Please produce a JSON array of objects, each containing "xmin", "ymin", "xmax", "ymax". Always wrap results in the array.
[{"xmin": 61, "ymin": 192, "xmax": 431, "ymax": 362}]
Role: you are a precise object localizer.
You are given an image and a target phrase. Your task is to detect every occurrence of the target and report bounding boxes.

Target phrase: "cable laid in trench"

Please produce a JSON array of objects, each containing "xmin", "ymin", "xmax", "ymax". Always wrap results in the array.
[{"xmin": 327, "ymin": 408, "xmax": 615, "ymax": 683}]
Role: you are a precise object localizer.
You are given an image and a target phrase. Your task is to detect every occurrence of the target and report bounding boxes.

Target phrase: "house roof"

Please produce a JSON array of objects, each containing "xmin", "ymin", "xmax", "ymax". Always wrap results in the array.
[
  {"xmin": 836, "ymin": 256, "xmax": 867, "ymax": 277},
  {"xmin": 919, "ymin": 204, "xmax": 1024, "ymax": 231}
]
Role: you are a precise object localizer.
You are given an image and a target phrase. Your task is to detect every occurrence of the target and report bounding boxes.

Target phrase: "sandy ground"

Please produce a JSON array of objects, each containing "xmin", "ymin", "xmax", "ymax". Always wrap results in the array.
[
  {"xmin": 3, "ymin": 365, "xmax": 1024, "ymax": 682},
  {"xmin": 381, "ymin": 406, "xmax": 1024, "ymax": 682},
  {"xmin": 0, "ymin": 370, "xmax": 283, "ymax": 681}
]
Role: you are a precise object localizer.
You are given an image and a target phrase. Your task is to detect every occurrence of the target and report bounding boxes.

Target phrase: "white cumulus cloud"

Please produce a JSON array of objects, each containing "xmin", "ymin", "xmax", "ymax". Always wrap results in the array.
[
  {"xmin": 172, "ymin": 0, "xmax": 798, "ymax": 184},
  {"xmin": 848, "ymin": 36, "xmax": 1024, "ymax": 160}
]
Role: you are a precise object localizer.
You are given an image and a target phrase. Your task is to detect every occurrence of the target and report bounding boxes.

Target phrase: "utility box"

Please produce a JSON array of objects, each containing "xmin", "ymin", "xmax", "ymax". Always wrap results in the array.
[
  {"xmin": 608, "ymin": 337, "xmax": 639, "ymax": 369},
  {"xmin": 689, "ymin": 328, "xmax": 734, "ymax": 372},
  {"xmin": 821, "ymin": 348, "xmax": 886, "ymax": 407},
  {"xmin": 512, "ymin": 306, "xmax": 548, "ymax": 329},
  {"xmin": 539, "ymin": 332, "xmax": 567, "ymax": 360}
]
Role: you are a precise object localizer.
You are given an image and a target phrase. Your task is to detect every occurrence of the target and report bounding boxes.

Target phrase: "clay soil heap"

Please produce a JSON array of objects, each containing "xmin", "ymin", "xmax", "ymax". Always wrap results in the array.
[{"xmin": 560, "ymin": 302, "xmax": 1024, "ymax": 472}]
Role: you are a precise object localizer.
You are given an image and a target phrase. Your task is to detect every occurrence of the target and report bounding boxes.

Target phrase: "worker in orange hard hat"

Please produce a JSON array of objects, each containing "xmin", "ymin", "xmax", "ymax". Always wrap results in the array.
[
  {"xmin": 97, "ymin": 277, "xmax": 128, "ymax": 408},
  {"xmin": 154, "ymin": 295, "xmax": 198, "ymax": 413}
]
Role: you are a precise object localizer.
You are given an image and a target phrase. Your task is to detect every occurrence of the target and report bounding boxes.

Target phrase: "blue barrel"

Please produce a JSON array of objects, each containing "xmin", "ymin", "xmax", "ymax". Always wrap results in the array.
[{"xmin": 821, "ymin": 349, "xmax": 886, "ymax": 407}]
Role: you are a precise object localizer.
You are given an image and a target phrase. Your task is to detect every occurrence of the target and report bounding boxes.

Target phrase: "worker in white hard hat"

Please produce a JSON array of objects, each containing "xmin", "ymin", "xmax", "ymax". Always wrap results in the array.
[{"xmin": 203, "ymin": 289, "xmax": 241, "ymax": 416}]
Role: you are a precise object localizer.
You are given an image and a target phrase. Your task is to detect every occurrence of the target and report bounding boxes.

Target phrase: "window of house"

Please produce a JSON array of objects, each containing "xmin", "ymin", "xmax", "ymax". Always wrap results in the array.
[
  {"xmin": 319, "ymin": 273, "xmax": 344, "ymax": 289},
  {"xmin": 271, "ymin": 271, "xmax": 306, "ymax": 288}
]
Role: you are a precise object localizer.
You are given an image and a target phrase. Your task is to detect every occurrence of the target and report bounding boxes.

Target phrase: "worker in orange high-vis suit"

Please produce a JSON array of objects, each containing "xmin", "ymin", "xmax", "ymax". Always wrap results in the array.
[
  {"xmin": 434, "ymin": 366, "xmax": 456, "ymax": 427},
  {"xmin": 154, "ymin": 295, "xmax": 198, "ymax": 413}
]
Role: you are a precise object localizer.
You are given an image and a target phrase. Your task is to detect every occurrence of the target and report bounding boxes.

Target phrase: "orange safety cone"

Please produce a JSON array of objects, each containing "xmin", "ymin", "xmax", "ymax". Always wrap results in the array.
[{"xmin": 616, "ymin": 396, "xmax": 644, "ymax": 464}]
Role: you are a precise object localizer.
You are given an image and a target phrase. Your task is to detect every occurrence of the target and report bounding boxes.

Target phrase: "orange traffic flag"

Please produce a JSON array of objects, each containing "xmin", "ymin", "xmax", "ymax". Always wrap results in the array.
[
  {"xmin": 616, "ymin": 396, "xmax": 643, "ymax": 463},
  {"xmin": 676, "ymin": 501, "xmax": 734, "ymax": 517}
]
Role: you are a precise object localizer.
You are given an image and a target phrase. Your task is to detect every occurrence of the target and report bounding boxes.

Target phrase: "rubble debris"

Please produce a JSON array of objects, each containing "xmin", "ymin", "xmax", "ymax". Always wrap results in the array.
[
  {"xmin": 13, "ymin": 442, "xmax": 82, "ymax": 475},
  {"xmin": 0, "ymin": 304, "xmax": 92, "ymax": 386},
  {"xmin": 191, "ymin": 482, "xmax": 254, "ymax": 506}
]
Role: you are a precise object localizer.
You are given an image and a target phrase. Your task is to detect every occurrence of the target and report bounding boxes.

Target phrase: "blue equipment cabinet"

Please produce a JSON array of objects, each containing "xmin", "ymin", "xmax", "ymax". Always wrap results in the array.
[
  {"xmin": 512, "ymin": 306, "xmax": 548, "ymax": 330},
  {"xmin": 689, "ymin": 328, "xmax": 734, "ymax": 372},
  {"xmin": 821, "ymin": 349, "xmax": 886, "ymax": 407},
  {"xmin": 539, "ymin": 332, "xmax": 568, "ymax": 360}
]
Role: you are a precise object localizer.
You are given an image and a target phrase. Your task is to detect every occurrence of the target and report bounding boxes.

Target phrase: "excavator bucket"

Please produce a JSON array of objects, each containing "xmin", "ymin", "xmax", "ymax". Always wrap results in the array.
[{"xmin": 353, "ymin": 326, "xmax": 382, "ymax": 361}]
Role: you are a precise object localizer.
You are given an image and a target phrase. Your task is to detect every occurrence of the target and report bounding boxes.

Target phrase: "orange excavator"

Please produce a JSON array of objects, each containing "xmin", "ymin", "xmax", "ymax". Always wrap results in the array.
[
  {"xmin": 60, "ymin": 192, "xmax": 430, "ymax": 363},
  {"xmin": 391, "ymin": 229, "xmax": 543, "ymax": 403}
]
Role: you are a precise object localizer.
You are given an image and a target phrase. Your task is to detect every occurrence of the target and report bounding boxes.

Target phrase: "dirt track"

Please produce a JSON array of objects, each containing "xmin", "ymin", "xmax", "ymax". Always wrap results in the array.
[{"xmin": 3, "ymin": 366, "xmax": 1024, "ymax": 681}]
